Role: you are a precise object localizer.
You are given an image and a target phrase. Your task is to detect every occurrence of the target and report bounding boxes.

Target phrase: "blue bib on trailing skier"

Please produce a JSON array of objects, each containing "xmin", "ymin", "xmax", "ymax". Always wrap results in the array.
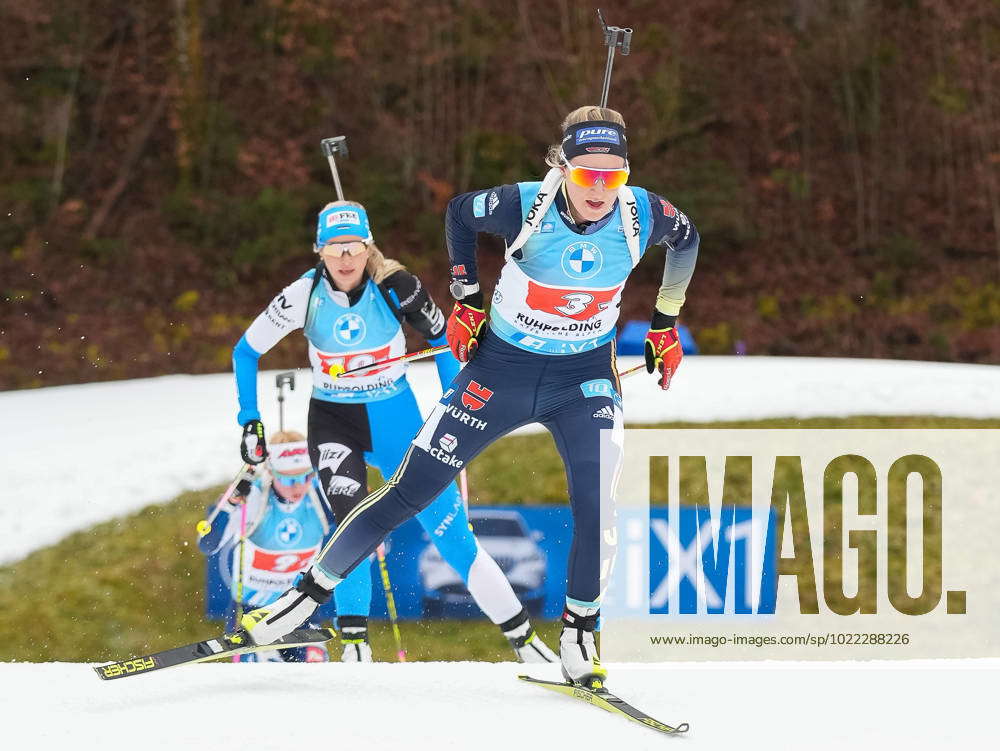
[
  {"xmin": 302, "ymin": 273, "xmax": 408, "ymax": 403},
  {"xmin": 237, "ymin": 480, "xmax": 330, "ymax": 606},
  {"xmin": 488, "ymin": 181, "xmax": 653, "ymax": 355}
]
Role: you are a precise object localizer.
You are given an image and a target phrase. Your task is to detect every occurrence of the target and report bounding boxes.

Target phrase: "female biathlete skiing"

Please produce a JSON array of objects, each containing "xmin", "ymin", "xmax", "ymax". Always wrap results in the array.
[
  {"xmin": 233, "ymin": 200, "xmax": 556, "ymax": 662},
  {"xmin": 238, "ymin": 106, "xmax": 700, "ymax": 686},
  {"xmin": 198, "ymin": 430, "xmax": 334, "ymax": 662}
]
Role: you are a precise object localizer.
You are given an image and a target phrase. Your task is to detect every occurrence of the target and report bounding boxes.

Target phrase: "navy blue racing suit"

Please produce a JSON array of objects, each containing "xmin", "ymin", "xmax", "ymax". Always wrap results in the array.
[{"xmin": 311, "ymin": 179, "xmax": 699, "ymax": 607}]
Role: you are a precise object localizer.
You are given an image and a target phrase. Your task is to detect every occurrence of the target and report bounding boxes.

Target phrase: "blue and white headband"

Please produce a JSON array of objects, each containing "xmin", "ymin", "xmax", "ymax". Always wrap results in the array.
[{"xmin": 316, "ymin": 205, "xmax": 373, "ymax": 249}]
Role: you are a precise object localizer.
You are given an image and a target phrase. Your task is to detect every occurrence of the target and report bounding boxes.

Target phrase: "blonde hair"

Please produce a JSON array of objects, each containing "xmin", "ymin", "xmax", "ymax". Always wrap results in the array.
[
  {"xmin": 544, "ymin": 105, "xmax": 627, "ymax": 167},
  {"xmin": 269, "ymin": 429, "xmax": 306, "ymax": 444},
  {"xmin": 321, "ymin": 200, "xmax": 405, "ymax": 283}
]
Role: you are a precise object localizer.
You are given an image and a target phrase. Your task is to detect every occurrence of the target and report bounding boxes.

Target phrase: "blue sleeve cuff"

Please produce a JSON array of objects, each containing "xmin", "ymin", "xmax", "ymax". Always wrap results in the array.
[
  {"xmin": 233, "ymin": 335, "xmax": 263, "ymax": 425},
  {"xmin": 197, "ymin": 507, "xmax": 233, "ymax": 554}
]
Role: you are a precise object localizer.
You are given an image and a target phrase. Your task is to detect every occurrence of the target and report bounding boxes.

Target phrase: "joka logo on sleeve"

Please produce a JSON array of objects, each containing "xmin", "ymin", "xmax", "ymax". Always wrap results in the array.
[{"xmin": 461, "ymin": 381, "xmax": 494, "ymax": 411}]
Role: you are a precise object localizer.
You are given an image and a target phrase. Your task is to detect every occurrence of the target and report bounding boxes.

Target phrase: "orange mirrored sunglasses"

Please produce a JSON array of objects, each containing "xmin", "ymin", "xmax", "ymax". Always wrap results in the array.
[{"xmin": 565, "ymin": 163, "xmax": 630, "ymax": 190}]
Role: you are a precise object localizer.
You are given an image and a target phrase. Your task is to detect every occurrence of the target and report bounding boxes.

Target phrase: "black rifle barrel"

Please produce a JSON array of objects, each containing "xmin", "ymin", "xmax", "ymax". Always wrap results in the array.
[{"xmin": 597, "ymin": 10, "xmax": 634, "ymax": 108}]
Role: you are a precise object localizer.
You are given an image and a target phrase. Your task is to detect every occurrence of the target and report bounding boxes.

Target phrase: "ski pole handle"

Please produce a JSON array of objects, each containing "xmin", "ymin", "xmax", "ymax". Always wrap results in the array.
[
  {"xmin": 331, "ymin": 344, "xmax": 449, "ymax": 379},
  {"xmin": 196, "ymin": 463, "xmax": 252, "ymax": 536}
]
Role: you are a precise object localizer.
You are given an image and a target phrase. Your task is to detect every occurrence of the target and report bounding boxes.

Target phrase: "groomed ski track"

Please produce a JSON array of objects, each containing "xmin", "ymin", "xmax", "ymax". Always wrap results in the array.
[{"xmin": 4, "ymin": 659, "xmax": 995, "ymax": 749}]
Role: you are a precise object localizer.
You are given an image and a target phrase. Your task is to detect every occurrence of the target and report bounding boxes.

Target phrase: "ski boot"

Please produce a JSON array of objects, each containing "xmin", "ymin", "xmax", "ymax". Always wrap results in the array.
[
  {"xmin": 501, "ymin": 607, "xmax": 557, "ymax": 663},
  {"xmin": 559, "ymin": 603, "xmax": 607, "ymax": 689},
  {"xmin": 339, "ymin": 615, "xmax": 374, "ymax": 663},
  {"xmin": 237, "ymin": 568, "xmax": 335, "ymax": 646}
]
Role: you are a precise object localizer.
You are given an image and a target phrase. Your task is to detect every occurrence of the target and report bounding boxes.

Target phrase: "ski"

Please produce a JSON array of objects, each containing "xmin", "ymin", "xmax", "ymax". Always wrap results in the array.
[
  {"xmin": 518, "ymin": 675, "xmax": 689, "ymax": 736},
  {"xmin": 93, "ymin": 627, "xmax": 335, "ymax": 681}
]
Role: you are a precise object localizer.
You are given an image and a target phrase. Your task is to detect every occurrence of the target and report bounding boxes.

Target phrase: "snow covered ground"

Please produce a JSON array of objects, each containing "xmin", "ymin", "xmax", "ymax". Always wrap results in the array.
[
  {"xmin": 3, "ymin": 360, "xmax": 998, "ymax": 747},
  {"xmin": 4, "ymin": 659, "xmax": 995, "ymax": 749},
  {"xmin": 2, "ymin": 356, "xmax": 998, "ymax": 564}
]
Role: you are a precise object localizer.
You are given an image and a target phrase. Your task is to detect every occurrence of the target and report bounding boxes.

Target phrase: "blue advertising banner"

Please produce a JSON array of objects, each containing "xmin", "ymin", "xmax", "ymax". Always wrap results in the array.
[
  {"xmin": 207, "ymin": 504, "xmax": 779, "ymax": 621},
  {"xmin": 206, "ymin": 505, "xmax": 575, "ymax": 621},
  {"xmin": 648, "ymin": 505, "xmax": 778, "ymax": 615}
]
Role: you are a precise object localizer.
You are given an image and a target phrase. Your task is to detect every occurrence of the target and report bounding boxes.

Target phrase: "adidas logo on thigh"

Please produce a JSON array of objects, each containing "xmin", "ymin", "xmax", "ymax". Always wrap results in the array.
[{"xmin": 592, "ymin": 405, "xmax": 615, "ymax": 421}]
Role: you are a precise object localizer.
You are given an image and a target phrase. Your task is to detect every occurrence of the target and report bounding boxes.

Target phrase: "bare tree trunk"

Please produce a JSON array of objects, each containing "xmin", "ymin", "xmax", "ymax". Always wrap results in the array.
[
  {"xmin": 49, "ymin": 53, "xmax": 83, "ymax": 214},
  {"xmin": 401, "ymin": 16, "xmax": 416, "ymax": 187},
  {"xmin": 173, "ymin": 0, "xmax": 205, "ymax": 188},
  {"xmin": 974, "ymin": 24, "xmax": 1000, "ymax": 271},
  {"xmin": 838, "ymin": 22, "xmax": 867, "ymax": 250},
  {"xmin": 83, "ymin": 89, "xmax": 169, "ymax": 241},
  {"xmin": 930, "ymin": 20, "xmax": 959, "ymax": 235},
  {"xmin": 458, "ymin": 36, "xmax": 487, "ymax": 192},
  {"xmin": 517, "ymin": 0, "xmax": 568, "ymax": 120},
  {"xmin": 83, "ymin": 24, "xmax": 123, "ymax": 162},
  {"xmin": 867, "ymin": 11, "xmax": 882, "ymax": 248}
]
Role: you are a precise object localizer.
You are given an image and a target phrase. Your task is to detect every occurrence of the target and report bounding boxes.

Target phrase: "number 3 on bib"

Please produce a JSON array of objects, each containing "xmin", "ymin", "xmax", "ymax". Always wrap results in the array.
[
  {"xmin": 526, "ymin": 281, "xmax": 621, "ymax": 321},
  {"xmin": 271, "ymin": 553, "xmax": 303, "ymax": 572},
  {"xmin": 555, "ymin": 292, "xmax": 595, "ymax": 316}
]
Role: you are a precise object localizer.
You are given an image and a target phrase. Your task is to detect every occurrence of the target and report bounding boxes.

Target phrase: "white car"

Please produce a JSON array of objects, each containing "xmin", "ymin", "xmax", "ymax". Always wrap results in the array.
[{"xmin": 418, "ymin": 509, "xmax": 547, "ymax": 615}]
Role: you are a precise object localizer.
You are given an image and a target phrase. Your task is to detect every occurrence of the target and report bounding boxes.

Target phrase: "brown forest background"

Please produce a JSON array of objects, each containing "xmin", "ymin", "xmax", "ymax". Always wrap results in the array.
[{"xmin": 1, "ymin": 0, "xmax": 998, "ymax": 390}]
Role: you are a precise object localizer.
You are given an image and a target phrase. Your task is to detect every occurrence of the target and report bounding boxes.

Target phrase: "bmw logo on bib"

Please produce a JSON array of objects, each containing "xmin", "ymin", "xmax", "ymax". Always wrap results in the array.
[
  {"xmin": 334, "ymin": 313, "xmax": 366, "ymax": 346},
  {"xmin": 276, "ymin": 518, "xmax": 302, "ymax": 545},
  {"xmin": 561, "ymin": 241, "xmax": 603, "ymax": 280}
]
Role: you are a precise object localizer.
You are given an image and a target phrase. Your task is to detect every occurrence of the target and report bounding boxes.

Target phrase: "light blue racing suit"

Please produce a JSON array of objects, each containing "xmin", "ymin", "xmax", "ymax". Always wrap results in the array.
[{"xmin": 231, "ymin": 265, "xmax": 528, "ymax": 627}]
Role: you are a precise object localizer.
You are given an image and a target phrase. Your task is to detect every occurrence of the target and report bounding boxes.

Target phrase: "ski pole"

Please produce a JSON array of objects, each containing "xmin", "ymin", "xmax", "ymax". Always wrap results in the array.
[
  {"xmin": 196, "ymin": 463, "xmax": 252, "ymax": 536},
  {"xmin": 330, "ymin": 344, "xmax": 449, "ymax": 379},
  {"xmin": 376, "ymin": 542, "xmax": 406, "ymax": 662},
  {"xmin": 617, "ymin": 362, "xmax": 646, "ymax": 379},
  {"xmin": 458, "ymin": 469, "xmax": 469, "ymax": 514},
  {"xmin": 340, "ymin": 347, "xmax": 646, "ymax": 382},
  {"xmin": 337, "ymin": 348, "xmax": 646, "ymax": 383},
  {"xmin": 232, "ymin": 498, "xmax": 248, "ymax": 662},
  {"xmin": 320, "ymin": 136, "xmax": 349, "ymax": 201},
  {"xmin": 596, "ymin": 9, "xmax": 633, "ymax": 108},
  {"xmin": 275, "ymin": 371, "xmax": 295, "ymax": 432}
]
